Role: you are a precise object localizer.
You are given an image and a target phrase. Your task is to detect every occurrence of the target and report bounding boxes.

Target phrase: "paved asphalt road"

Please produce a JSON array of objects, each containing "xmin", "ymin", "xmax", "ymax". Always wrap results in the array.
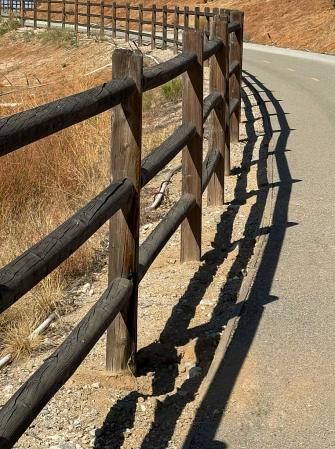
[{"xmin": 186, "ymin": 47, "xmax": 335, "ymax": 448}]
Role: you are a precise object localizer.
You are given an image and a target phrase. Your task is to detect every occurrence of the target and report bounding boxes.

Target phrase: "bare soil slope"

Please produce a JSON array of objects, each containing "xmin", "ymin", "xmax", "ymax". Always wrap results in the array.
[{"xmin": 133, "ymin": 0, "xmax": 335, "ymax": 54}]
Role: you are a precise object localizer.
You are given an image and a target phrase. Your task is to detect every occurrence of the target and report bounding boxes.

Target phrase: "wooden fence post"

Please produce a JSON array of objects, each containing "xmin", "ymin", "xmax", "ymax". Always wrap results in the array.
[
  {"xmin": 229, "ymin": 9, "xmax": 244, "ymax": 143},
  {"xmin": 112, "ymin": 1, "xmax": 116, "ymax": 38},
  {"xmin": 138, "ymin": 3, "xmax": 143, "ymax": 47},
  {"xmin": 181, "ymin": 30, "xmax": 203, "ymax": 263},
  {"xmin": 207, "ymin": 16, "xmax": 229, "ymax": 205},
  {"xmin": 151, "ymin": 4, "xmax": 156, "ymax": 50},
  {"xmin": 173, "ymin": 5, "xmax": 179, "ymax": 54},
  {"xmin": 203, "ymin": 7, "xmax": 210, "ymax": 68},
  {"xmin": 33, "ymin": 0, "xmax": 37, "ymax": 29},
  {"xmin": 86, "ymin": 0, "xmax": 91, "ymax": 36},
  {"xmin": 184, "ymin": 5, "xmax": 189, "ymax": 30},
  {"xmin": 194, "ymin": 6, "xmax": 200, "ymax": 30},
  {"xmin": 125, "ymin": 2, "xmax": 130, "ymax": 42},
  {"xmin": 74, "ymin": 0, "xmax": 78, "ymax": 33},
  {"xmin": 106, "ymin": 49, "xmax": 143, "ymax": 374},
  {"xmin": 20, "ymin": 0, "xmax": 24, "ymax": 26},
  {"xmin": 162, "ymin": 4, "xmax": 167, "ymax": 50},
  {"xmin": 62, "ymin": 0, "xmax": 66, "ymax": 29},
  {"xmin": 100, "ymin": 0, "xmax": 104, "ymax": 37},
  {"xmin": 47, "ymin": 0, "xmax": 51, "ymax": 29}
]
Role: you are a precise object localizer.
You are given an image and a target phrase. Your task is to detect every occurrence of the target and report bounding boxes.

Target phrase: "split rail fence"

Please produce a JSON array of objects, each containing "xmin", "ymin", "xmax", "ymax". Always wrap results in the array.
[
  {"xmin": 1, "ymin": 0, "xmax": 238, "ymax": 54},
  {"xmin": 0, "ymin": 8, "xmax": 243, "ymax": 449}
]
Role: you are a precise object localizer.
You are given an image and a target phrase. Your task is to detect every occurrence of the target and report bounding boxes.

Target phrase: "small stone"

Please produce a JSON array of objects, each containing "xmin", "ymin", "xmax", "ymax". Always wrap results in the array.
[
  {"xmin": 138, "ymin": 397, "xmax": 144, "ymax": 403},
  {"xmin": 82, "ymin": 283, "xmax": 90, "ymax": 292},
  {"xmin": 89, "ymin": 289, "xmax": 94, "ymax": 296},
  {"xmin": 91, "ymin": 382, "xmax": 100, "ymax": 388},
  {"xmin": 213, "ymin": 409, "xmax": 220, "ymax": 415},
  {"xmin": 187, "ymin": 366, "xmax": 202, "ymax": 379},
  {"xmin": 140, "ymin": 404, "xmax": 146, "ymax": 412}
]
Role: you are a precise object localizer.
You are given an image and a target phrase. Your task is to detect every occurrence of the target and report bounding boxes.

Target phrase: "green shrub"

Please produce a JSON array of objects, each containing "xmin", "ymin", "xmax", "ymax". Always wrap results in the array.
[
  {"xmin": 161, "ymin": 78, "xmax": 182, "ymax": 103},
  {"xmin": 23, "ymin": 30, "xmax": 35, "ymax": 42},
  {"xmin": 37, "ymin": 27, "xmax": 77, "ymax": 46},
  {"xmin": 0, "ymin": 13, "xmax": 20, "ymax": 35}
]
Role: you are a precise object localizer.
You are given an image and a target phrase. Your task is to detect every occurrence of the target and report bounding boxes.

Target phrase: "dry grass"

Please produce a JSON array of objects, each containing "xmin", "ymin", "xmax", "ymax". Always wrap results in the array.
[
  {"xmin": 0, "ymin": 32, "xmax": 176, "ymax": 359},
  {"xmin": 0, "ymin": 74, "xmax": 112, "ymax": 358}
]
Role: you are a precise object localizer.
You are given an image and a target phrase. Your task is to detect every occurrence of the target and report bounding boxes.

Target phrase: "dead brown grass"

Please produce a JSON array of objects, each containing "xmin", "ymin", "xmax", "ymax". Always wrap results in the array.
[
  {"xmin": 0, "ymin": 76, "xmax": 112, "ymax": 358},
  {"xmin": 0, "ymin": 32, "xmax": 174, "ymax": 359}
]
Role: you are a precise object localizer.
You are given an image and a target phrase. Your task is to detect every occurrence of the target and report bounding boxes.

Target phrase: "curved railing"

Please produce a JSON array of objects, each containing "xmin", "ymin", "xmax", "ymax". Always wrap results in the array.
[{"xmin": 0, "ymin": 8, "xmax": 244, "ymax": 448}]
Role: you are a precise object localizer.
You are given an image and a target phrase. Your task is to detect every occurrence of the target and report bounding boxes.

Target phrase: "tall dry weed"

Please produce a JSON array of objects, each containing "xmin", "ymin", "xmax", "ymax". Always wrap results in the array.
[{"xmin": 0, "ymin": 77, "xmax": 111, "ymax": 358}]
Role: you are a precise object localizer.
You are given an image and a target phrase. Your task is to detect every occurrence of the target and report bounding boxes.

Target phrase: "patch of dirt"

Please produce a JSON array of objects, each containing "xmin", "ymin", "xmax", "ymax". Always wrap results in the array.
[{"xmin": 0, "ymin": 36, "xmax": 268, "ymax": 448}]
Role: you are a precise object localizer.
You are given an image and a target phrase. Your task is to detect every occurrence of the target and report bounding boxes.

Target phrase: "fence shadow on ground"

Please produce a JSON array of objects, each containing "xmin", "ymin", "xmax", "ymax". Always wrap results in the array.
[
  {"xmin": 93, "ymin": 81, "xmax": 273, "ymax": 449},
  {"xmin": 178, "ymin": 71, "xmax": 294, "ymax": 448}
]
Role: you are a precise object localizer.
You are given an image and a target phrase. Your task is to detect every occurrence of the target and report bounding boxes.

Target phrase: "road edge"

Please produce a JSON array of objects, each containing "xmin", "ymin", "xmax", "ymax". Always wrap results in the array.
[{"xmin": 179, "ymin": 75, "xmax": 276, "ymax": 449}]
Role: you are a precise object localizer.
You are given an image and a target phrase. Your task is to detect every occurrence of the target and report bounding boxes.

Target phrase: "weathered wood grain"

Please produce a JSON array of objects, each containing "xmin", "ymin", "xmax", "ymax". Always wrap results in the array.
[
  {"xmin": 138, "ymin": 194, "xmax": 196, "ymax": 281},
  {"xmin": 106, "ymin": 50, "xmax": 142, "ymax": 374},
  {"xmin": 125, "ymin": 2, "xmax": 130, "ymax": 41},
  {"xmin": 151, "ymin": 3, "xmax": 156, "ymax": 49},
  {"xmin": 0, "ymin": 178, "xmax": 133, "ymax": 315},
  {"xmin": 203, "ymin": 6, "xmax": 210, "ymax": 67},
  {"xmin": 100, "ymin": 0, "xmax": 105, "ymax": 37},
  {"xmin": 174, "ymin": 5, "xmax": 179, "ymax": 54},
  {"xmin": 181, "ymin": 30, "xmax": 203, "ymax": 263},
  {"xmin": 229, "ymin": 59, "xmax": 239, "ymax": 78},
  {"xmin": 228, "ymin": 20, "xmax": 240, "ymax": 34},
  {"xmin": 202, "ymin": 147, "xmax": 220, "ymax": 193},
  {"xmin": 0, "ymin": 78, "xmax": 137, "ymax": 158},
  {"xmin": 203, "ymin": 36, "xmax": 223, "ymax": 62},
  {"xmin": 207, "ymin": 16, "xmax": 229, "ymax": 205},
  {"xmin": 141, "ymin": 122, "xmax": 195, "ymax": 187},
  {"xmin": 162, "ymin": 4, "xmax": 167, "ymax": 50},
  {"xmin": 203, "ymin": 92, "xmax": 223, "ymax": 124},
  {"xmin": 138, "ymin": 3, "xmax": 143, "ymax": 46},
  {"xmin": 0, "ymin": 277, "xmax": 132, "ymax": 449},
  {"xmin": 229, "ymin": 10, "xmax": 243, "ymax": 143},
  {"xmin": 142, "ymin": 50, "xmax": 196, "ymax": 92},
  {"xmin": 229, "ymin": 97, "xmax": 239, "ymax": 117}
]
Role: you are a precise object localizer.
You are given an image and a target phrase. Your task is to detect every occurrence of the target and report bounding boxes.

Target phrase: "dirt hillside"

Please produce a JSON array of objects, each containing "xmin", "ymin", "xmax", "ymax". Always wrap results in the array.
[{"xmin": 133, "ymin": 0, "xmax": 335, "ymax": 54}]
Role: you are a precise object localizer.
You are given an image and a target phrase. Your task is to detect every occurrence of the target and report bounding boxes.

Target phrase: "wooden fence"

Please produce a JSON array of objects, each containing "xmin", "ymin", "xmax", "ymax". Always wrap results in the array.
[
  {"xmin": 0, "ymin": 8, "xmax": 243, "ymax": 448},
  {"xmin": 1, "ymin": 0, "xmax": 239, "ymax": 54}
]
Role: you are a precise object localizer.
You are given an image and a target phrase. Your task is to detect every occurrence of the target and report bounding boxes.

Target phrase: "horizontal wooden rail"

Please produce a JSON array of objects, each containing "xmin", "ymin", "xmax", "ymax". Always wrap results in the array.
[
  {"xmin": 203, "ymin": 92, "xmax": 223, "ymax": 124},
  {"xmin": 0, "ymin": 178, "xmax": 134, "ymax": 314},
  {"xmin": 202, "ymin": 147, "xmax": 221, "ymax": 193},
  {"xmin": 203, "ymin": 37, "xmax": 223, "ymax": 62},
  {"xmin": 229, "ymin": 60, "xmax": 240, "ymax": 78},
  {"xmin": 138, "ymin": 193, "xmax": 196, "ymax": 281},
  {"xmin": 141, "ymin": 122, "xmax": 196, "ymax": 187},
  {"xmin": 229, "ymin": 97, "xmax": 239, "ymax": 117},
  {"xmin": 0, "ymin": 78, "xmax": 136, "ymax": 158},
  {"xmin": 0, "ymin": 277, "xmax": 132, "ymax": 449},
  {"xmin": 228, "ymin": 20, "xmax": 240, "ymax": 34},
  {"xmin": 143, "ymin": 50, "xmax": 196, "ymax": 91}
]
